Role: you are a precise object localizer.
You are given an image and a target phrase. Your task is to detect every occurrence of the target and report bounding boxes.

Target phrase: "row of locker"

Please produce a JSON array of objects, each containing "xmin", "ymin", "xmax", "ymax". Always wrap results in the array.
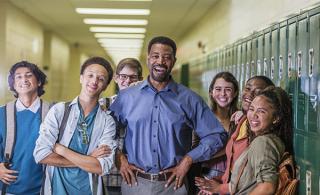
[{"xmin": 182, "ymin": 5, "xmax": 320, "ymax": 195}]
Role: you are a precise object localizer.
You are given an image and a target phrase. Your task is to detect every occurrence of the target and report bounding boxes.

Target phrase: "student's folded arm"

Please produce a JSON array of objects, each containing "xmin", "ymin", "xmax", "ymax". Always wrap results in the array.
[{"xmin": 33, "ymin": 103, "xmax": 74, "ymax": 168}]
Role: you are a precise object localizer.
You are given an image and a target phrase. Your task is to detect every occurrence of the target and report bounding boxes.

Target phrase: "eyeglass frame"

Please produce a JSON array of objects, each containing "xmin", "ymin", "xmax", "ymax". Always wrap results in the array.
[{"xmin": 117, "ymin": 73, "xmax": 140, "ymax": 82}]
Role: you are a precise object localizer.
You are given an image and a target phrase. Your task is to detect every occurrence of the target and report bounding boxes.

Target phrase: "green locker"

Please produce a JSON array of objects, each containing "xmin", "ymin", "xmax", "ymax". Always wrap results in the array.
[
  {"xmin": 279, "ymin": 21, "xmax": 289, "ymax": 90},
  {"xmin": 236, "ymin": 43, "xmax": 242, "ymax": 84},
  {"xmin": 306, "ymin": 9, "xmax": 320, "ymax": 195},
  {"xmin": 246, "ymin": 39, "xmax": 252, "ymax": 82},
  {"xmin": 240, "ymin": 41, "xmax": 247, "ymax": 92},
  {"xmin": 263, "ymin": 29, "xmax": 272, "ymax": 77},
  {"xmin": 257, "ymin": 32, "xmax": 264, "ymax": 75},
  {"xmin": 251, "ymin": 35, "xmax": 258, "ymax": 77},
  {"xmin": 180, "ymin": 63, "xmax": 189, "ymax": 87},
  {"xmin": 271, "ymin": 24, "xmax": 280, "ymax": 85},
  {"xmin": 232, "ymin": 44, "xmax": 238, "ymax": 77}
]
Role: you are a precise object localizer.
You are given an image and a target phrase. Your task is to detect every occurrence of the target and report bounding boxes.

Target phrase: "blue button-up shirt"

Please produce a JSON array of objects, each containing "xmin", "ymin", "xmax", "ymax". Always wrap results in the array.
[{"xmin": 110, "ymin": 78, "xmax": 227, "ymax": 173}]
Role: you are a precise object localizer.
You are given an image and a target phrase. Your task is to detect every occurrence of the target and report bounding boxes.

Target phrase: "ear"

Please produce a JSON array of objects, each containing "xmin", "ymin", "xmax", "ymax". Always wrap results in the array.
[{"xmin": 80, "ymin": 75, "xmax": 83, "ymax": 84}]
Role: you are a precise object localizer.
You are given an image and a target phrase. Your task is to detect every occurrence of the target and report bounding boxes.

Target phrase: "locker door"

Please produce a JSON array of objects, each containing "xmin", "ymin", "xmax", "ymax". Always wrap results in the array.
[
  {"xmin": 236, "ymin": 44, "xmax": 242, "ymax": 85},
  {"xmin": 180, "ymin": 63, "xmax": 189, "ymax": 87},
  {"xmin": 306, "ymin": 10, "xmax": 320, "ymax": 195},
  {"xmin": 271, "ymin": 25, "xmax": 280, "ymax": 85},
  {"xmin": 246, "ymin": 39, "xmax": 252, "ymax": 82},
  {"xmin": 232, "ymin": 45, "xmax": 237, "ymax": 76},
  {"xmin": 240, "ymin": 42, "xmax": 247, "ymax": 92},
  {"xmin": 264, "ymin": 29, "xmax": 272, "ymax": 77},
  {"xmin": 296, "ymin": 14, "xmax": 309, "ymax": 195},
  {"xmin": 257, "ymin": 32, "xmax": 264, "ymax": 75},
  {"xmin": 279, "ymin": 21, "xmax": 289, "ymax": 90},
  {"xmin": 251, "ymin": 35, "xmax": 258, "ymax": 77}
]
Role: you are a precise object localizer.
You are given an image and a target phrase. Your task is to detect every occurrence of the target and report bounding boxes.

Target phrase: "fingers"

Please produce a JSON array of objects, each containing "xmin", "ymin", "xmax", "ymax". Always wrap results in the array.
[
  {"xmin": 165, "ymin": 173, "xmax": 175, "ymax": 188},
  {"xmin": 174, "ymin": 175, "xmax": 184, "ymax": 190}
]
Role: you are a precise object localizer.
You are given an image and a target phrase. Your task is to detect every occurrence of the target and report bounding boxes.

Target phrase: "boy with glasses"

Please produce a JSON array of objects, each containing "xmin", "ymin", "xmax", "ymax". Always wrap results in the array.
[{"xmin": 105, "ymin": 58, "xmax": 143, "ymax": 195}]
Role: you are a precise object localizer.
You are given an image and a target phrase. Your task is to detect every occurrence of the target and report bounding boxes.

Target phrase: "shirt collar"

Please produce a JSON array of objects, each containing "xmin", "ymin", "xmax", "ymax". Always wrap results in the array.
[
  {"xmin": 16, "ymin": 97, "xmax": 41, "ymax": 113},
  {"xmin": 139, "ymin": 76, "xmax": 179, "ymax": 95}
]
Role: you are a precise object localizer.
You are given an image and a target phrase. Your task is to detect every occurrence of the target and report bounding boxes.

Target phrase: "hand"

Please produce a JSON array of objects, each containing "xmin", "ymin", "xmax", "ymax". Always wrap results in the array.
[
  {"xmin": 53, "ymin": 143, "xmax": 67, "ymax": 156},
  {"xmin": 230, "ymin": 111, "xmax": 244, "ymax": 124},
  {"xmin": 161, "ymin": 155, "xmax": 193, "ymax": 190},
  {"xmin": 0, "ymin": 163, "xmax": 18, "ymax": 185},
  {"xmin": 195, "ymin": 177, "xmax": 221, "ymax": 194},
  {"xmin": 90, "ymin": 145, "xmax": 112, "ymax": 158},
  {"xmin": 117, "ymin": 153, "xmax": 144, "ymax": 186}
]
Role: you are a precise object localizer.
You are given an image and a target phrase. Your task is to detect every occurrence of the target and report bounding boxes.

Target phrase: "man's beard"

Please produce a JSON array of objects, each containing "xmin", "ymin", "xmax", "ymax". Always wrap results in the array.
[{"xmin": 150, "ymin": 64, "xmax": 171, "ymax": 82}]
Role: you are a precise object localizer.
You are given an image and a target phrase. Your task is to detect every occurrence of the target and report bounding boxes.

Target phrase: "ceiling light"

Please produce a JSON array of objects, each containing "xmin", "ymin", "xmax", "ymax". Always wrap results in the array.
[
  {"xmin": 95, "ymin": 33, "xmax": 145, "ymax": 39},
  {"xmin": 98, "ymin": 38, "xmax": 143, "ymax": 43},
  {"xmin": 84, "ymin": 19, "xmax": 148, "ymax": 25},
  {"xmin": 90, "ymin": 27, "xmax": 146, "ymax": 33},
  {"xmin": 76, "ymin": 8, "xmax": 150, "ymax": 15}
]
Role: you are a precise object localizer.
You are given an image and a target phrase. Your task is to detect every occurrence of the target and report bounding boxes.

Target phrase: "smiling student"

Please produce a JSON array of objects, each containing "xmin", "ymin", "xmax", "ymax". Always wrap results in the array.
[
  {"xmin": 0, "ymin": 61, "xmax": 48, "ymax": 195},
  {"xmin": 34, "ymin": 57, "xmax": 116, "ymax": 195}
]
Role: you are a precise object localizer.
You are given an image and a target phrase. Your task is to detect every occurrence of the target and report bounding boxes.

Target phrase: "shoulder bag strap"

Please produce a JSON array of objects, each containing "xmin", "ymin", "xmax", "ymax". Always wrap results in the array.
[{"xmin": 57, "ymin": 101, "xmax": 71, "ymax": 142}]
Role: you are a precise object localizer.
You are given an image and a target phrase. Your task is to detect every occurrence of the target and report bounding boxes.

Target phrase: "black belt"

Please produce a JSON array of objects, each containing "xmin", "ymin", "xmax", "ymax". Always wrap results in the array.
[{"xmin": 135, "ymin": 171, "xmax": 172, "ymax": 181}]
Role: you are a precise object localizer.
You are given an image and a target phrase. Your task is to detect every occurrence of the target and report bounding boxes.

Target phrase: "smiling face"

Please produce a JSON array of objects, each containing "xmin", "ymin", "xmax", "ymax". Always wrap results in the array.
[
  {"xmin": 210, "ymin": 78, "xmax": 236, "ymax": 109},
  {"xmin": 247, "ymin": 95, "xmax": 277, "ymax": 135},
  {"xmin": 147, "ymin": 43, "xmax": 176, "ymax": 83},
  {"xmin": 241, "ymin": 78, "xmax": 270, "ymax": 113},
  {"xmin": 13, "ymin": 67, "xmax": 40, "ymax": 97},
  {"xmin": 80, "ymin": 64, "xmax": 109, "ymax": 98},
  {"xmin": 114, "ymin": 66, "xmax": 140, "ymax": 90}
]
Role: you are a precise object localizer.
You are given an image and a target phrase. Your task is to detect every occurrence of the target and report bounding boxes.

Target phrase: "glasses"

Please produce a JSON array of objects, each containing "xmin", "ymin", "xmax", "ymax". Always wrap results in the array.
[
  {"xmin": 78, "ymin": 121, "xmax": 89, "ymax": 145},
  {"xmin": 118, "ymin": 74, "xmax": 139, "ymax": 81}
]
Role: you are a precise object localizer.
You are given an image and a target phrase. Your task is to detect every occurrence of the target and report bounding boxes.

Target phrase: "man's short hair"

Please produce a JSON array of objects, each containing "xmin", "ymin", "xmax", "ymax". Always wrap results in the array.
[
  {"xmin": 80, "ymin": 56, "xmax": 113, "ymax": 85},
  {"xmin": 116, "ymin": 58, "xmax": 142, "ymax": 78},
  {"xmin": 148, "ymin": 36, "xmax": 177, "ymax": 57},
  {"xmin": 8, "ymin": 61, "xmax": 47, "ymax": 98}
]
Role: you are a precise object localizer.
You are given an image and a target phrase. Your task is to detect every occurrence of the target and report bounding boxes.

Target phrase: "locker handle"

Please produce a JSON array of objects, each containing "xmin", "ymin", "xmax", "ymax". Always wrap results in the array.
[
  {"xmin": 309, "ymin": 95, "xmax": 317, "ymax": 110},
  {"xmin": 297, "ymin": 51, "xmax": 302, "ymax": 78},
  {"xmin": 279, "ymin": 55, "xmax": 283, "ymax": 79},
  {"xmin": 263, "ymin": 58, "xmax": 268, "ymax": 76},
  {"xmin": 271, "ymin": 57, "xmax": 275, "ymax": 79},
  {"xmin": 257, "ymin": 60, "xmax": 261, "ymax": 75},
  {"xmin": 288, "ymin": 53, "xmax": 292, "ymax": 79},
  {"xmin": 309, "ymin": 48, "xmax": 314, "ymax": 77}
]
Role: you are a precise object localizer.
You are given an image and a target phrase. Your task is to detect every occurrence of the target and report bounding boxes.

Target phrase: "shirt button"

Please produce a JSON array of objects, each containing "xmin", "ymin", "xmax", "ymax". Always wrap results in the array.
[
  {"xmin": 153, "ymin": 135, "xmax": 156, "ymax": 138},
  {"xmin": 155, "ymin": 106, "xmax": 158, "ymax": 108},
  {"xmin": 153, "ymin": 150, "xmax": 156, "ymax": 152},
  {"xmin": 153, "ymin": 120, "xmax": 157, "ymax": 123},
  {"xmin": 154, "ymin": 164, "xmax": 157, "ymax": 167}
]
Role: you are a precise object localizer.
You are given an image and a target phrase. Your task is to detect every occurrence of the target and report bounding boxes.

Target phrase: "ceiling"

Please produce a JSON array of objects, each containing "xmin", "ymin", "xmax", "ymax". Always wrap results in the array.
[{"xmin": 9, "ymin": 0, "xmax": 218, "ymax": 64}]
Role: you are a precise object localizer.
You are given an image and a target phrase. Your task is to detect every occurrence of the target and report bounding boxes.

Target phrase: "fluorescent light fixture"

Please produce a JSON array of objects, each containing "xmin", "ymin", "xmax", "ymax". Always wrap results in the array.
[
  {"xmin": 76, "ymin": 8, "xmax": 150, "ymax": 15},
  {"xmin": 84, "ymin": 19, "xmax": 148, "ymax": 25},
  {"xmin": 95, "ymin": 33, "xmax": 145, "ymax": 39},
  {"xmin": 98, "ymin": 38, "xmax": 143, "ymax": 44},
  {"xmin": 100, "ymin": 44, "xmax": 143, "ymax": 49},
  {"xmin": 90, "ymin": 27, "xmax": 146, "ymax": 33}
]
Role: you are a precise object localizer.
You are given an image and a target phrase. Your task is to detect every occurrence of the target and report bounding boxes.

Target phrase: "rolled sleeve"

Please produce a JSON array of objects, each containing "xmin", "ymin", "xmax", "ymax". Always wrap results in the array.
[
  {"xmin": 33, "ymin": 103, "xmax": 62, "ymax": 163},
  {"xmin": 249, "ymin": 135, "xmax": 284, "ymax": 184},
  {"xmin": 187, "ymin": 100, "xmax": 227, "ymax": 162},
  {"xmin": 96, "ymin": 114, "xmax": 117, "ymax": 175}
]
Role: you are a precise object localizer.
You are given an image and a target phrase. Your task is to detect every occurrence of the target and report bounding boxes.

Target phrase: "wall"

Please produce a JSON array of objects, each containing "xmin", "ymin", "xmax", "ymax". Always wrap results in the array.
[{"xmin": 177, "ymin": 0, "xmax": 320, "ymax": 65}]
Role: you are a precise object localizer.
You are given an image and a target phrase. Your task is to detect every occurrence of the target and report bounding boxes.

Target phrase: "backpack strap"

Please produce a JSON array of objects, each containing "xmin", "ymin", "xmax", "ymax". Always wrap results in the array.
[
  {"xmin": 4, "ymin": 100, "xmax": 17, "ymax": 163},
  {"xmin": 57, "ymin": 101, "xmax": 71, "ymax": 142},
  {"xmin": 40, "ymin": 100, "xmax": 51, "ymax": 122}
]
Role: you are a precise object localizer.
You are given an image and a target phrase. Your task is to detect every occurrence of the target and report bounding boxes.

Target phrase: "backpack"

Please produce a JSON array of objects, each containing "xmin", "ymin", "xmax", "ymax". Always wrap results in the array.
[
  {"xmin": 232, "ymin": 151, "xmax": 298, "ymax": 195},
  {"xmin": 4, "ymin": 99, "xmax": 50, "ymax": 163},
  {"xmin": 275, "ymin": 152, "xmax": 299, "ymax": 195},
  {"xmin": 3, "ymin": 99, "xmax": 51, "ymax": 195}
]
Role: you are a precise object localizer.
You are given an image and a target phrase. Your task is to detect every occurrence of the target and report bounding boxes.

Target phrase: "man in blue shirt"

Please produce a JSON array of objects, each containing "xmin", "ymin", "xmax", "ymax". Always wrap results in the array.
[{"xmin": 110, "ymin": 36, "xmax": 227, "ymax": 195}]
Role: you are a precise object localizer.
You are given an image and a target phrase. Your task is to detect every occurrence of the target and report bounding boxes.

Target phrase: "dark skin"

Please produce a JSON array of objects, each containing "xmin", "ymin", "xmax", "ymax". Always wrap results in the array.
[{"xmin": 116, "ymin": 43, "xmax": 194, "ymax": 190}]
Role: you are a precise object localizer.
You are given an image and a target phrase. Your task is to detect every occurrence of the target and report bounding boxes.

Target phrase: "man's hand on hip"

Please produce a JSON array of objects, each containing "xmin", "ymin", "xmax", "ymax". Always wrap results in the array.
[
  {"xmin": 161, "ymin": 155, "xmax": 193, "ymax": 190},
  {"xmin": 117, "ymin": 152, "xmax": 144, "ymax": 186}
]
